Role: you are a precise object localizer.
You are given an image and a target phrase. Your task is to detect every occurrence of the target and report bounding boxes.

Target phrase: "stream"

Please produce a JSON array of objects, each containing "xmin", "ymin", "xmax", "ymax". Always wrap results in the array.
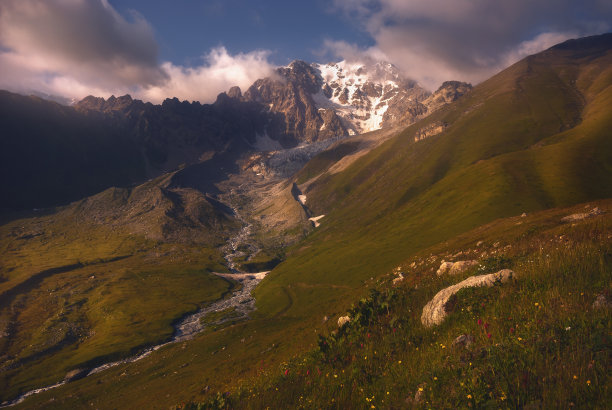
[{"xmin": 1, "ymin": 211, "xmax": 266, "ymax": 408}]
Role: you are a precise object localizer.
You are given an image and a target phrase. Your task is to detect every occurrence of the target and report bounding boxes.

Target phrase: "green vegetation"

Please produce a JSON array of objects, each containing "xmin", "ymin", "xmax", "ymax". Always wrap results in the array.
[
  {"xmin": 0, "ymin": 179, "xmax": 234, "ymax": 402},
  {"xmin": 2, "ymin": 35, "xmax": 611, "ymax": 409},
  {"xmin": 180, "ymin": 202, "xmax": 611, "ymax": 409}
]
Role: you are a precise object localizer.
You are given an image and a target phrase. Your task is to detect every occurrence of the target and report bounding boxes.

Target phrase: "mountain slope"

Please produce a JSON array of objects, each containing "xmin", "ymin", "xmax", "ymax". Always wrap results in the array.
[
  {"xmin": 2, "ymin": 33, "xmax": 610, "ymax": 410},
  {"xmin": 254, "ymin": 33, "xmax": 612, "ymax": 320}
]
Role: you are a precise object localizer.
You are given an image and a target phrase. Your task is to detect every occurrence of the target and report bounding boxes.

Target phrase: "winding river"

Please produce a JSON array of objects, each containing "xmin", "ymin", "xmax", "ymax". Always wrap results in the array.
[{"xmin": 1, "ymin": 217, "xmax": 266, "ymax": 408}]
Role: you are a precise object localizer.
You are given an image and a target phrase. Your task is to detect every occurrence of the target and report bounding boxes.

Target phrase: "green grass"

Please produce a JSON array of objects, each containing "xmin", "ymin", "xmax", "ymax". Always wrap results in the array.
[
  {"xmin": 3, "ymin": 35, "xmax": 611, "ymax": 409},
  {"xmin": 0, "ymin": 188, "xmax": 233, "ymax": 401},
  {"xmin": 180, "ymin": 202, "xmax": 611, "ymax": 409},
  {"xmin": 253, "ymin": 38, "xmax": 612, "ymax": 324}
]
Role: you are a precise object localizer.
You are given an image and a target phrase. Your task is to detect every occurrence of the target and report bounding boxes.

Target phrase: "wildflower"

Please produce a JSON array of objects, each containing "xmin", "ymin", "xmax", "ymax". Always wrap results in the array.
[
  {"xmin": 334, "ymin": 374, "xmax": 338, "ymax": 378},
  {"xmin": 510, "ymin": 327, "xmax": 515, "ymax": 333},
  {"xmin": 365, "ymin": 356, "xmax": 367, "ymax": 360},
  {"xmin": 484, "ymin": 322, "xmax": 490, "ymax": 330},
  {"xmin": 398, "ymin": 360, "xmax": 402, "ymax": 364},
  {"xmin": 518, "ymin": 337, "xmax": 523, "ymax": 341},
  {"xmin": 565, "ymin": 327, "xmax": 571, "ymax": 331},
  {"xmin": 387, "ymin": 392, "xmax": 390, "ymax": 395},
  {"xmin": 284, "ymin": 369, "xmax": 289, "ymax": 376},
  {"xmin": 573, "ymin": 375, "xmax": 578, "ymax": 380},
  {"xmin": 433, "ymin": 377, "xmax": 438, "ymax": 381},
  {"xmin": 477, "ymin": 318, "xmax": 483, "ymax": 325},
  {"xmin": 418, "ymin": 387, "xmax": 424, "ymax": 392},
  {"xmin": 587, "ymin": 380, "xmax": 591, "ymax": 386},
  {"xmin": 487, "ymin": 333, "xmax": 492, "ymax": 339},
  {"xmin": 467, "ymin": 394, "xmax": 472, "ymax": 399}
]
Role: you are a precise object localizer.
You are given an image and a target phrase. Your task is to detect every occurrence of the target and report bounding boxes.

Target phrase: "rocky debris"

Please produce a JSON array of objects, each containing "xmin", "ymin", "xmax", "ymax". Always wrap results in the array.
[
  {"xmin": 64, "ymin": 368, "xmax": 89, "ymax": 382},
  {"xmin": 592, "ymin": 293, "xmax": 611, "ymax": 310},
  {"xmin": 337, "ymin": 316, "xmax": 350, "ymax": 327},
  {"xmin": 392, "ymin": 273, "xmax": 404, "ymax": 286},
  {"xmin": 421, "ymin": 269, "xmax": 515, "ymax": 327},
  {"xmin": 561, "ymin": 207, "xmax": 603, "ymax": 222},
  {"xmin": 452, "ymin": 334, "xmax": 475, "ymax": 348},
  {"xmin": 521, "ymin": 212, "xmax": 527, "ymax": 217},
  {"xmin": 436, "ymin": 260, "xmax": 479, "ymax": 276}
]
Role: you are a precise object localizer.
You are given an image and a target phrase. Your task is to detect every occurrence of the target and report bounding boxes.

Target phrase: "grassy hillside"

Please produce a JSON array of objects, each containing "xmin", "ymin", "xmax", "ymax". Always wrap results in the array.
[
  {"xmin": 185, "ymin": 200, "xmax": 611, "ymax": 408},
  {"xmin": 254, "ymin": 34, "xmax": 612, "ymax": 322},
  {"xmin": 0, "ymin": 175, "xmax": 238, "ymax": 401},
  {"xmin": 2, "ymin": 34, "xmax": 611, "ymax": 409}
]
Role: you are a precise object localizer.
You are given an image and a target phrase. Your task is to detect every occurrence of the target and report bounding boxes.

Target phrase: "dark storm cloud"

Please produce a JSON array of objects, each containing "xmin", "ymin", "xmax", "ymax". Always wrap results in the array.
[
  {"xmin": 0, "ymin": 0, "xmax": 167, "ymax": 90},
  {"xmin": 330, "ymin": 0, "xmax": 612, "ymax": 89}
]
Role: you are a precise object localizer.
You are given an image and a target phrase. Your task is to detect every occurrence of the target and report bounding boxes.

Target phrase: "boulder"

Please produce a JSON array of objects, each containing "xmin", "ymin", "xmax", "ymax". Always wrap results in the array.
[
  {"xmin": 421, "ymin": 269, "xmax": 515, "ymax": 327},
  {"xmin": 436, "ymin": 260, "xmax": 478, "ymax": 276},
  {"xmin": 452, "ymin": 334, "xmax": 475, "ymax": 348},
  {"xmin": 337, "ymin": 315, "xmax": 350, "ymax": 327},
  {"xmin": 592, "ymin": 294, "xmax": 611, "ymax": 310}
]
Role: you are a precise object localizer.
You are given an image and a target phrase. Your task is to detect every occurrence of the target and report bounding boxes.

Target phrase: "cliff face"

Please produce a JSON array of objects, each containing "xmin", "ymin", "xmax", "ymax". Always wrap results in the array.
[{"xmin": 240, "ymin": 60, "xmax": 471, "ymax": 144}]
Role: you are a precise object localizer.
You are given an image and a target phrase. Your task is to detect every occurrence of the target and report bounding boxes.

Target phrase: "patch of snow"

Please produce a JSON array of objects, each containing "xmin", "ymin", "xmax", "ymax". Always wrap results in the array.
[
  {"xmin": 309, "ymin": 215, "xmax": 325, "ymax": 228},
  {"xmin": 298, "ymin": 194, "xmax": 307, "ymax": 205}
]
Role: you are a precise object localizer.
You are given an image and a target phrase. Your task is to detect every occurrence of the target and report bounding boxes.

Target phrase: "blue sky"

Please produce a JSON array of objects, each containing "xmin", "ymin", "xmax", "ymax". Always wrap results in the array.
[
  {"xmin": 111, "ymin": 0, "xmax": 374, "ymax": 66},
  {"xmin": 0, "ymin": 0, "xmax": 610, "ymax": 103}
]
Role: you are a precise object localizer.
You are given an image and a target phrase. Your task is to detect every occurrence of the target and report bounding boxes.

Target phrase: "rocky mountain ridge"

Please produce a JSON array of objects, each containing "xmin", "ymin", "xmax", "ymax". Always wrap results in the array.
[{"xmin": 234, "ymin": 59, "xmax": 471, "ymax": 142}]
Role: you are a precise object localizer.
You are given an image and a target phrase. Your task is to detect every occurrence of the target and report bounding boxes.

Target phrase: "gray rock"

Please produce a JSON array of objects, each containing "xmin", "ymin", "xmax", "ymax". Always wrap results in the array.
[
  {"xmin": 562, "ymin": 207, "xmax": 603, "ymax": 222},
  {"xmin": 421, "ymin": 269, "xmax": 515, "ymax": 327},
  {"xmin": 592, "ymin": 294, "xmax": 611, "ymax": 310},
  {"xmin": 453, "ymin": 334, "xmax": 475, "ymax": 348}
]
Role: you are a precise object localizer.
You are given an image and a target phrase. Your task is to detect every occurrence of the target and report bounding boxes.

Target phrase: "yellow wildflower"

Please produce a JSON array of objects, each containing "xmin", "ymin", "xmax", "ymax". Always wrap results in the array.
[
  {"xmin": 573, "ymin": 375, "xmax": 578, "ymax": 380},
  {"xmin": 587, "ymin": 380, "xmax": 591, "ymax": 386},
  {"xmin": 467, "ymin": 394, "xmax": 472, "ymax": 399},
  {"xmin": 398, "ymin": 360, "xmax": 402, "ymax": 364}
]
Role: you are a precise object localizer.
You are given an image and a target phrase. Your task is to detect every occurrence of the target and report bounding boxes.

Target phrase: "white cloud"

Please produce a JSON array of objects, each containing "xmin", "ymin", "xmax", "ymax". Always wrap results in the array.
[
  {"xmin": 0, "ymin": 0, "xmax": 275, "ymax": 104},
  {"xmin": 141, "ymin": 47, "xmax": 275, "ymax": 104},
  {"xmin": 331, "ymin": 0, "xmax": 612, "ymax": 90}
]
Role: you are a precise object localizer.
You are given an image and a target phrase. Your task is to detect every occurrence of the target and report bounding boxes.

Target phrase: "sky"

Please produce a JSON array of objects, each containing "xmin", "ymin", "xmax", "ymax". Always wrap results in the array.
[{"xmin": 0, "ymin": 0, "xmax": 610, "ymax": 104}]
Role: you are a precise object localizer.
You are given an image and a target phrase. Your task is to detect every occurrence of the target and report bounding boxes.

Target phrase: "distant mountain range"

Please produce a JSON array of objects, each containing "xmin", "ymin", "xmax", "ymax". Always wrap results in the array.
[{"xmin": 0, "ymin": 60, "xmax": 469, "ymax": 213}]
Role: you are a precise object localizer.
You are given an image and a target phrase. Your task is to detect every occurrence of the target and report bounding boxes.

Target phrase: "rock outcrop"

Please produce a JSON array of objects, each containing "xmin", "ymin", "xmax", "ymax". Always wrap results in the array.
[
  {"xmin": 436, "ymin": 260, "xmax": 479, "ymax": 276},
  {"xmin": 561, "ymin": 207, "xmax": 602, "ymax": 222},
  {"xmin": 421, "ymin": 269, "xmax": 515, "ymax": 327}
]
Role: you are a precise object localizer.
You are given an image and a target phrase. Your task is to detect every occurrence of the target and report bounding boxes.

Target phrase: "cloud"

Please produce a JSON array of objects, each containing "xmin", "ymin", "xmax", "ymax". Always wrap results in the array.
[
  {"xmin": 331, "ymin": 0, "xmax": 612, "ymax": 89},
  {"xmin": 141, "ymin": 47, "xmax": 276, "ymax": 103},
  {"xmin": 0, "ymin": 0, "xmax": 275, "ymax": 103},
  {"xmin": 0, "ymin": 0, "xmax": 166, "ymax": 91}
]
